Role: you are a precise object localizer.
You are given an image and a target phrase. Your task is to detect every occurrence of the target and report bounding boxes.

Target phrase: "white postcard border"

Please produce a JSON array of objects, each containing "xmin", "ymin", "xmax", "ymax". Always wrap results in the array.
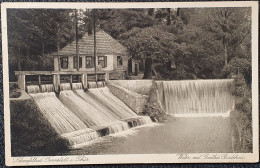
[{"xmin": 1, "ymin": 1, "xmax": 259, "ymax": 166}]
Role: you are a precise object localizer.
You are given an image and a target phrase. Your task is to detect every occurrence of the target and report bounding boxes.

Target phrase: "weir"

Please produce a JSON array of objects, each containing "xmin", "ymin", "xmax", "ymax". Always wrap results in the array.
[
  {"xmin": 27, "ymin": 85, "xmax": 100, "ymax": 147},
  {"xmin": 87, "ymin": 85, "xmax": 152, "ymax": 125},
  {"xmin": 59, "ymin": 89, "xmax": 129, "ymax": 133},
  {"xmin": 155, "ymin": 79, "xmax": 234, "ymax": 117},
  {"xmin": 26, "ymin": 81, "xmax": 152, "ymax": 148},
  {"xmin": 62, "ymin": 82, "xmax": 152, "ymax": 131}
]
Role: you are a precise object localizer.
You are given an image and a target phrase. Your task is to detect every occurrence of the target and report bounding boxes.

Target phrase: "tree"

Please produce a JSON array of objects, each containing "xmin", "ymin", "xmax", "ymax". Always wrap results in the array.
[
  {"xmin": 205, "ymin": 8, "xmax": 251, "ymax": 66},
  {"xmin": 96, "ymin": 9, "xmax": 155, "ymax": 39},
  {"xmin": 120, "ymin": 26, "xmax": 178, "ymax": 79},
  {"xmin": 7, "ymin": 9, "xmax": 77, "ymax": 78}
]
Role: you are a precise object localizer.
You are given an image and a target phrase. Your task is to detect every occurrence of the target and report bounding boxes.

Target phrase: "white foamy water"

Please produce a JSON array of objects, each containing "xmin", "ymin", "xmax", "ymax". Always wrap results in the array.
[
  {"xmin": 59, "ymin": 90, "xmax": 129, "ymax": 133},
  {"xmin": 61, "ymin": 128, "xmax": 100, "ymax": 147},
  {"xmin": 30, "ymin": 92, "xmax": 88, "ymax": 134},
  {"xmin": 109, "ymin": 122, "xmax": 160, "ymax": 138},
  {"xmin": 60, "ymin": 83, "xmax": 71, "ymax": 91},
  {"xmin": 75, "ymin": 89, "xmax": 120, "ymax": 120},
  {"xmin": 88, "ymin": 81, "xmax": 97, "ymax": 88},
  {"xmin": 30, "ymin": 92, "xmax": 100, "ymax": 146},
  {"xmin": 156, "ymin": 79, "xmax": 234, "ymax": 115},
  {"xmin": 72, "ymin": 83, "xmax": 83, "ymax": 90},
  {"xmin": 88, "ymin": 81, "xmax": 105, "ymax": 88},
  {"xmin": 97, "ymin": 81, "xmax": 105, "ymax": 88},
  {"xmin": 41, "ymin": 84, "xmax": 54, "ymax": 93},
  {"xmin": 27, "ymin": 85, "xmax": 41, "ymax": 94},
  {"xmin": 88, "ymin": 87, "xmax": 153, "ymax": 124},
  {"xmin": 28, "ymin": 81, "xmax": 153, "ymax": 148},
  {"xmin": 88, "ymin": 87, "xmax": 138, "ymax": 119}
]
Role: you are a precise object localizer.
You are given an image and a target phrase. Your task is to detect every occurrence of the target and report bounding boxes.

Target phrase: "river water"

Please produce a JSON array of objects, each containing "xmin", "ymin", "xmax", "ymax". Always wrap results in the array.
[{"xmin": 63, "ymin": 115, "xmax": 232, "ymax": 155}]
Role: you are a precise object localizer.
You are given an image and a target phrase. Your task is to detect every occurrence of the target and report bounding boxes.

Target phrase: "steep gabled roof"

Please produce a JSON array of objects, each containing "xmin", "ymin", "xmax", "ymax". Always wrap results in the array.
[{"xmin": 53, "ymin": 30, "xmax": 127, "ymax": 56}]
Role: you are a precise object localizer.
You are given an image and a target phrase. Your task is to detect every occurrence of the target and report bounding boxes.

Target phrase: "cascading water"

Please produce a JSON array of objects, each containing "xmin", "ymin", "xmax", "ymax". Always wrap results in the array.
[
  {"xmin": 59, "ymin": 89, "xmax": 129, "ymax": 134},
  {"xmin": 29, "ymin": 92, "xmax": 99, "ymax": 147},
  {"xmin": 27, "ymin": 85, "xmax": 41, "ymax": 94},
  {"xmin": 40, "ymin": 84, "xmax": 54, "ymax": 93},
  {"xmin": 97, "ymin": 81, "xmax": 105, "ymax": 88},
  {"xmin": 88, "ymin": 81, "xmax": 97, "ymax": 88},
  {"xmin": 27, "ymin": 80, "xmax": 152, "ymax": 147},
  {"xmin": 75, "ymin": 89, "xmax": 120, "ymax": 120},
  {"xmin": 60, "ymin": 83, "xmax": 71, "ymax": 91},
  {"xmin": 72, "ymin": 83, "xmax": 83, "ymax": 90},
  {"xmin": 155, "ymin": 79, "xmax": 235, "ymax": 116},
  {"xmin": 88, "ymin": 86, "xmax": 152, "ymax": 125}
]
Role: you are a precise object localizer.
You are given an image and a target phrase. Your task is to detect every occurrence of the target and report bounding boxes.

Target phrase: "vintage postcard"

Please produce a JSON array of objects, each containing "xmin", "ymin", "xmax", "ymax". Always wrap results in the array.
[{"xmin": 1, "ymin": 1, "xmax": 259, "ymax": 166}]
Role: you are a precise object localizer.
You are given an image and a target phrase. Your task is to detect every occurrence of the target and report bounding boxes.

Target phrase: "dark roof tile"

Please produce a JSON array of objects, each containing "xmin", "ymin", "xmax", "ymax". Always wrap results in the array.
[{"xmin": 53, "ymin": 30, "xmax": 127, "ymax": 56}]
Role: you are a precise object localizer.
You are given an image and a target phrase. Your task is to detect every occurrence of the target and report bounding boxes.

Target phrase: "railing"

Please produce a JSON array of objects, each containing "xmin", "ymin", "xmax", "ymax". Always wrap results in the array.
[{"xmin": 15, "ymin": 71, "xmax": 113, "ymax": 92}]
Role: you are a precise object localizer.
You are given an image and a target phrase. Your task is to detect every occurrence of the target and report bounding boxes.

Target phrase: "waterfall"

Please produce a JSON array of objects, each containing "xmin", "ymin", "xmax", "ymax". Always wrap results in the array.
[
  {"xmin": 29, "ymin": 92, "xmax": 100, "ymax": 147},
  {"xmin": 27, "ymin": 85, "xmax": 40, "ymax": 94},
  {"xmin": 88, "ymin": 87, "xmax": 152, "ymax": 124},
  {"xmin": 41, "ymin": 84, "xmax": 54, "ymax": 93},
  {"xmin": 97, "ymin": 81, "xmax": 105, "ymax": 88},
  {"xmin": 60, "ymin": 83, "xmax": 71, "ymax": 91},
  {"xmin": 75, "ymin": 89, "xmax": 120, "ymax": 120},
  {"xmin": 88, "ymin": 81, "xmax": 105, "ymax": 88},
  {"xmin": 27, "ymin": 81, "xmax": 153, "ymax": 147},
  {"xmin": 88, "ymin": 82, "xmax": 97, "ymax": 88},
  {"xmin": 156, "ymin": 79, "xmax": 234, "ymax": 116},
  {"xmin": 59, "ymin": 90, "xmax": 129, "ymax": 134},
  {"xmin": 72, "ymin": 83, "xmax": 83, "ymax": 90}
]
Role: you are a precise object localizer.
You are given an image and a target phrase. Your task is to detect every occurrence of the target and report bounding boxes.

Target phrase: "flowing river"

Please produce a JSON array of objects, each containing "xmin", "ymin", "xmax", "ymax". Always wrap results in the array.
[{"xmin": 63, "ymin": 115, "xmax": 232, "ymax": 155}]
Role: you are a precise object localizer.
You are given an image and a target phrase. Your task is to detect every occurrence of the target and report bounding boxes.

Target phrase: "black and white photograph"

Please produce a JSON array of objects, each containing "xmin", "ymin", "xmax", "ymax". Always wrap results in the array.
[{"xmin": 1, "ymin": 1, "xmax": 259, "ymax": 166}]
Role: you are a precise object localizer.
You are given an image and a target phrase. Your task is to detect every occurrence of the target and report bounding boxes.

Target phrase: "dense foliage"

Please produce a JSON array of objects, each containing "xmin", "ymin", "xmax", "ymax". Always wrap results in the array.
[
  {"xmin": 230, "ymin": 74, "xmax": 252, "ymax": 152},
  {"xmin": 10, "ymin": 99, "xmax": 69, "ymax": 156},
  {"xmin": 7, "ymin": 8, "xmax": 251, "ymax": 80}
]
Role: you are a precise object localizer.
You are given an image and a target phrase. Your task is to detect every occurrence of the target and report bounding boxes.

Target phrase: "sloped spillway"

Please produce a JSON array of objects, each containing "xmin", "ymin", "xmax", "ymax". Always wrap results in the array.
[
  {"xmin": 156, "ymin": 79, "xmax": 234, "ymax": 116},
  {"xmin": 73, "ymin": 82, "xmax": 152, "ymax": 127},
  {"xmin": 86, "ymin": 82, "xmax": 152, "ymax": 125},
  {"xmin": 26, "ymin": 82, "xmax": 152, "ymax": 148},
  {"xmin": 27, "ymin": 85, "xmax": 99, "ymax": 147},
  {"xmin": 59, "ymin": 83, "xmax": 129, "ymax": 134}
]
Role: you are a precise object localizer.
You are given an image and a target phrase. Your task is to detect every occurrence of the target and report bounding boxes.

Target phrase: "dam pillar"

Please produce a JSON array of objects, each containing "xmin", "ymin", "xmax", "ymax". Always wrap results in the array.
[
  {"xmin": 17, "ymin": 74, "xmax": 25, "ymax": 90},
  {"xmin": 82, "ymin": 73, "xmax": 88, "ymax": 89},
  {"xmin": 53, "ymin": 74, "xmax": 60, "ymax": 92}
]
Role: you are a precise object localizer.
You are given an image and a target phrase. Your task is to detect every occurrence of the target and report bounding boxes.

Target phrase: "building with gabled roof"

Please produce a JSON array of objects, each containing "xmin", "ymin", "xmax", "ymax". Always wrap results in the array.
[{"xmin": 52, "ymin": 30, "xmax": 128, "ymax": 76}]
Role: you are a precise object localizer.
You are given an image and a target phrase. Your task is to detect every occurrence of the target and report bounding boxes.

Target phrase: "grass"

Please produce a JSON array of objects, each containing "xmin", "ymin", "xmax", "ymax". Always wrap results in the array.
[{"xmin": 10, "ymin": 99, "xmax": 70, "ymax": 156}]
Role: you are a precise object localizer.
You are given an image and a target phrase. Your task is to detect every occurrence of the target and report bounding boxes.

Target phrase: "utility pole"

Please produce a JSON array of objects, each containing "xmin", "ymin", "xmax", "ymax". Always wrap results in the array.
[
  {"xmin": 75, "ymin": 9, "xmax": 79, "ymax": 71},
  {"xmin": 93, "ymin": 9, "xmax": 97, "ymax": 82}
]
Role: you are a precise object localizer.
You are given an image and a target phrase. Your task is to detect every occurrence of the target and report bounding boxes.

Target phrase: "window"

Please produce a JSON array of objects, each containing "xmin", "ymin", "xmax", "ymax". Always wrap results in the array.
[
  {"xmin": 60, "ymin": 57, "xmax": 68, "ymax": 69},
  {"xmin": 98, "ymin": 56, "xmax": 107, "ymax": 68},
  {"xmin": 86, "ymin": 56, "xmax": 94, "ymax": 68},
  {"xmin": 73, "ymin": 57, "xmax": 82, "ymax": 68},
  {"xmin": 117, "ymin": 56, "xmax": 123, "ymax": 67}
]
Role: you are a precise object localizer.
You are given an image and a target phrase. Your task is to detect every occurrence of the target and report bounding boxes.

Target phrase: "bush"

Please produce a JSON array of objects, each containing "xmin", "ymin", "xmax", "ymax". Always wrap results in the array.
[
  {"xmin": 230, "ymin": 74, "xmax": 248, "ymax": 97},
  {"xmin": 10, "ymin": 99, "xmax": 69, "ymax": 156},
  {"xmin": 222, "ymin": 57, "xmax": 251, "ymax": 84},
  {"xmin": 141, "ymin": 81, "xmax": 167, "ymax": 122},
  {"xmin": 142, "ymin": 102, "xmax": 167, "ymax": 122},
  {"xmin": 154, "ymin": 63, "xmax": 195, "ymax": 80},
  {"xmin": 230, "ymin": 74, "xmax": 252, "ymax": 153},
  {"xmin": 9, "ymin": 83, "xmax": 21, "ymax": 98}
]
